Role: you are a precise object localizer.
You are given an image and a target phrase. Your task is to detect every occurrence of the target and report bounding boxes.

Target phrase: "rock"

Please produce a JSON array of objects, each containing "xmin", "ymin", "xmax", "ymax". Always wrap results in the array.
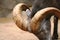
[{"xmin": 0, "ymin": 22, "xmax": 39, "ymax": 40}]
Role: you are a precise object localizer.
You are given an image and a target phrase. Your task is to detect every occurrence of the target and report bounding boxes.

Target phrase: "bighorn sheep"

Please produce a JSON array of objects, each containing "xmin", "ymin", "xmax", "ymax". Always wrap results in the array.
[
  {"xmin": 12, "ymin": 3, "xmax": 60, "ymax": 40},
  {"xmin": 30, "ymin": 0, "xmax": 60, "ymax": 39}
]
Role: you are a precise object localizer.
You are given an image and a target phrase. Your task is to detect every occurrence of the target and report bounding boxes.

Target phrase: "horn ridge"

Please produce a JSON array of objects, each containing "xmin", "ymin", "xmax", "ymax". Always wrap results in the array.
[{"xmin": 12, "ymin": 3, "xmax": 30, "ymax": 31}]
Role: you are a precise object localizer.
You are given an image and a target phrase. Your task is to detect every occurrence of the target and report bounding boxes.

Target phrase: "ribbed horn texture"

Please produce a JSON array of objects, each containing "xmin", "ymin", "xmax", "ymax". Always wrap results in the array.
[
  {"xmin": 12, "ymin": 3, "xmax": 30, "ymax": 31},
  {"xmin": 30, "ymin": 7, "xmax": 60, "ymax": 32}
]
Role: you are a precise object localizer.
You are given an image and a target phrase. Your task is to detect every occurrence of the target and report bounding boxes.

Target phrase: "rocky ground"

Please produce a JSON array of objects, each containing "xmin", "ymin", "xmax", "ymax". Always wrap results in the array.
[
  {"xmin": 0, "ymin": 17, "xmax": 60, "ymax": 40},
  {"xmin": 0, "ymin": 18, "xmax": 39, "ymax": 40}
]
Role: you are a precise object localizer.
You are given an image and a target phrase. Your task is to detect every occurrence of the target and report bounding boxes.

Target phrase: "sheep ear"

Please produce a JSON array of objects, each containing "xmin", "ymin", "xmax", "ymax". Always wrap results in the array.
[{"xmin": 26, "ymin": 9, "xmax": 31, "ymax": 17}]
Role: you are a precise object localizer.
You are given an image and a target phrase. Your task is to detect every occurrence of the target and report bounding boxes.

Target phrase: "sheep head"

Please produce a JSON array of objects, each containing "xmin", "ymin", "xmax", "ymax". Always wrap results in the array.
[{"xmin": 12, "ymin": 3, "xmax": 60, "ymax": 33}]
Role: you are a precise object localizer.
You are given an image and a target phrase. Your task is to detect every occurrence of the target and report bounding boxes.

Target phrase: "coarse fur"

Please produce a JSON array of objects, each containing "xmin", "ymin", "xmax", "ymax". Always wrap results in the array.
[
  {"xmin": 30, "ymin": 7, "xmax": 60, "ymax": 40},
  {"xmin": 30, "ymin": 0, "xmax": 60, "ymax": 40}
]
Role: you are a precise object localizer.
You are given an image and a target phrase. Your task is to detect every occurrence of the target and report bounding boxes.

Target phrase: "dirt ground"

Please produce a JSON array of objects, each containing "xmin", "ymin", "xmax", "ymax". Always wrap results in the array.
[
  {"xmin": 0, "ymin": 18, "xmax": 60, "ymax": 40},
  {"xmin": 0, "ymin": 18, "xmax": 39, "ymax": 40}
]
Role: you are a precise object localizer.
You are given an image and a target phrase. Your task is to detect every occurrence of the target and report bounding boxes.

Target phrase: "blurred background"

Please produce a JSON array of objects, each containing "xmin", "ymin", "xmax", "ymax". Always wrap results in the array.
[{"xmin": 0, "ymin": 0, "xmax": 34, "ymax": 18}]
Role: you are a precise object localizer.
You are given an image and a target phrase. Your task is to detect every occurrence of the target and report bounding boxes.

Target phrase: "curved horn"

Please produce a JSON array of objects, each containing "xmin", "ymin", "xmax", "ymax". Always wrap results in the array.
[
  {"xmin": 31, "ymin": 7, "xmax": 60, "ymax": 32},
  {"xmin": 12, "ymin": 3, "xmax": 30, "ymax": 31}
]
